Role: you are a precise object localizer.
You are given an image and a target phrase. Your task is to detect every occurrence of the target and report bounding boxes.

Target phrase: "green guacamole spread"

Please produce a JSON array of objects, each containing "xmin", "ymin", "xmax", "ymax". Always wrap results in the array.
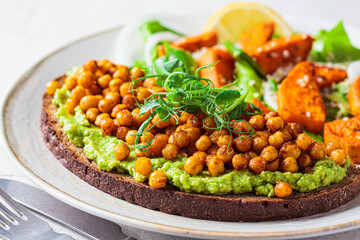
[{"xmin": 53, "ymin": 87, "xmax": 350, "ymax": 197}]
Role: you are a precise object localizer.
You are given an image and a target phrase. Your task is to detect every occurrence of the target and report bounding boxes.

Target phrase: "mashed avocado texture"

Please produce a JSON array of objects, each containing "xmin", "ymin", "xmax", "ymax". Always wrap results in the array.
[{"xmin": 53, "ymin": 87, "xmax": 349, "ymax": 197}]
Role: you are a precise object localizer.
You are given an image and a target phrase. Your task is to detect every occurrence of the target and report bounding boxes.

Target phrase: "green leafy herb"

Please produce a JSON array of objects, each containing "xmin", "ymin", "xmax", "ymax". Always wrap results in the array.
[
  {"xmin": 310, "ymin": 21, "xmax": 360, "ymax": 62},
  {"xmin": 304, "ymin": 130, "xmax": 324, "ymax": 143},
  {"xmin": 140, "ymin": 20, "xmax": 184, "ymax": 42},
  {"xmin": 324, "ymin": 81, "xmax": 351, "ymax": 121}
]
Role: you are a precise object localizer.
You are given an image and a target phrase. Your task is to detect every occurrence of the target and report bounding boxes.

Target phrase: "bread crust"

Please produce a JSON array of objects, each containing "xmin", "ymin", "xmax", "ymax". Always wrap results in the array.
[{"xmin": 41, "ymin": 76, "xmax": 360, "ymax": 222}]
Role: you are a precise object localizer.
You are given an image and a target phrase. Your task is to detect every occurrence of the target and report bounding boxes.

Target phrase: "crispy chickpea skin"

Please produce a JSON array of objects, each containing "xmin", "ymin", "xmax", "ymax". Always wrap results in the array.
[
  {"xmin": 185, "ymin": 127, "xmax": 202, "ymax": 142},
  {"xmin": 252, "ymin": 137, "xmax": 268, "ymax": 154},
  {"xmin": 330, "ymin": 149, "xmax": 347, "ymax": 165},
  {"xmin": 266, "ymin": 158, "xmax": 280, "ymax": 172},
  {"xmin": 254, "ymin": 130, "xmax": 270, "ymax": 141},
  {"xmin": 233, "ymin": 121, "xmax": 252, "ymax": 135},
  {"xmin": 195, "ymin": 135, "xmax": 212, "ymax": 152},
  {"xmin": 65, "ymin": 76, "xmax": 77, "ymax": 90},
  {"xmin": 66, "ymin": 98, "xmax": 77, "ymax": 115},
  {"xmin": 298, "ymin": 153, "xmax": 312, "ymax": 170},
  {"xmin": 244, "ymin": 151, "xmax": 258, "ymax": 160},
  {"xmin": 216, "ymin": 145, "xmax": 235, "ymax": 164},
  {"xmin": 134, "ymin": 157, "xmax": 152, "ymax": 176},
  {"xmin": 162, "ymin": 144, "xmax": 179, "ymax": 160},
  {"xmin": 151, "ymin": 134, "xmax": 169, "ymax": 156},
  {"xmin": 86, "ymin": 108, "xmax": 100, "ymax": 123},
  {"xmin": 217, "ymin": 135, "xmax": 233, "ymax": 147},
  {"xmin": 295, "ymin": 133, "xmax": 312, "ymax": 151},
  {"xmin": 232, "ymin": 154, "xmax": 248, "ymax": 171},
  {"xmin": 280, "ymin": 157, "xmax": 299, "ymax": 173},
  {"xmin": 266, "ymin": 117, "xmax": 284, "ymax": 133},
  {"xmin": 95, "ymin": 113, "xmax": 110, "ymax": 127},
  {"xmin": 140, "ymin": 132, "xmax": 154, "ymax": 143},
  {"xmin": 268, "ymin": 131, "xmax": 285, "ymax": 149},
  {"xmin": 71, "ymin": 86, "xmax": 87, "ymax": 104},
  {"xmin": 207, "ymin": 156, "xmax": 225, "ymax": 177},
  {"xmin": 280, "ymin": 128, "xmax": 293, "ymax": 142},
  {"xmin": 264, "ymin": 111, "xmax": 278, "ymax": 121},
  {"xmin": 173, "ymin": 130, "xmax": 190, "ymax": 148},
  {"xmin": 260, "ymin": 146, "xmax": 278, "ymax": 162},
  {"xmin": 100, "ymin": 118, "xmax": 116, "ymax": 136},
  {"xmin": 274, "ymin": 181, "xmax": 292, "ymax": 198},
  {"xmin": 149, "ymin": 170, "xmax": 167, "ymax": 189},
  {"xmin": 326, "ymin": 141, "xmax": 342, "ymax": 156},
  {"xmin": 279, "ymin": 142, "xmax": 301, "ymax": 159},
  {"xmin": 135, "ymin": 143, "xmax": 152, "ymax": 158},
  {"xmin": 193, "ymin": 151, "xmax": 207, "ymax": 165},
  {"xmin": 136, "ymin": 87, "xmax": 151, "ymax": 103},
  {"xmin": 125, "ymin": 130, "xmax": 138, "ymax": 145},
  {"xmin": 309, "ymin": 142, "xmax": 326, "ymax": 160},
  {"xmin": 83, "ymin": 59, "xmax": 98, "ymax": 73},
  {"xmin": 105, "ymin": 92, "xmax": 121, "ymax": 105},
  {"xmin": 151, "ymin": 114, "xmax": 171, "ymax": 128},
  {"xmin": 249, "ymin": 156, "xmax": 267, "ymax": 174},
  {"xmin": 120, "ymin": 82, "xmax": 132, "ymax": 97},
  {"xmin": 109, "ymin": 78, "xmax": 123, "ymax": 92},
  {"xmin": 207, "ymin": 144, "xmax": 220, "ymax": 155},
  {"xmin": 77, "ymin": 71, "xmax": 94, "ymax": 89},
  {"xmin": 113, "ymin": 142, "xmax": 130, "ymax": 161},
  {"xmin": 79, "ymin": 95, "xmax": 102, "ymax": 111},
  {"xmin": 116, "ymin": 126, "xmax": 130, "ymax": 141},
  {"xmin": 286, "ymin": 122, "xmax": 303, "ymax": 138},
  {"xmin": 97, "ymin": 74, "xmax": 112, "ymax": 88},
  {"xmin": 184, "ymin": 156, "xmax": 203, "ymax": 175},
  {"xmin": 122, "ymin": 94, "xmax": 137, "ymax": 110},
  {"xmin": 111, "ymin": 104, "xmax": 128, "ymax": 118},
  {"xmin": 116, "ymin": 109, "xmax": 133, "ymax": 126},
  {"xmin": 46, "ymin": 80, "xmax": 62, "ymax": 95},
  {"xmin": 249, "ymin": 115, "xmax": 266, "ymax": 131},
  {"xmin": 98, "ymin": 98, "xmax": 116, "ymax": 113},
  {"xmin": 234, "ymin": 135, "xmax": 252, "ymax": 152}
]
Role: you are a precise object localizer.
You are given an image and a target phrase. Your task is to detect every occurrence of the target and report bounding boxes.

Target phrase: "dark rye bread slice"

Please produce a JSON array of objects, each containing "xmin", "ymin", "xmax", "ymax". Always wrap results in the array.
[{"xmin": 41, "ymin": 76, "xmax": 360, "ymax": 222}]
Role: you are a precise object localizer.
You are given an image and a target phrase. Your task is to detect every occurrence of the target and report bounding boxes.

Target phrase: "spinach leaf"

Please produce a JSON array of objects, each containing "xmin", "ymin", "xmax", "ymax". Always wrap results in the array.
[
  {"xmin": 234, "ymin": 61, "xmax": 263, "ymax": 102},
  {"xmin": 140, "ymin": 20, "xmax": 184, "ymax": 42},
  {"xmin": 310, "ymin": 21, "xmax": 360, "ymax": 62},
  {"xmin": 304, "ymin": 130, "xmax": 324, "ymax": 143},
  {"xmin": 140, "ymin": 100, "xmax": 160, "ymax": 115},
  {"xmin": 215, "ymin": 90, "xmax": 241, "ymax": 105}
]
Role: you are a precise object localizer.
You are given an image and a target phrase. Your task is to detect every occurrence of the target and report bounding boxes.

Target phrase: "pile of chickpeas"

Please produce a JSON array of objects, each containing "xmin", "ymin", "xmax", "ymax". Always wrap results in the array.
[{"xmin": 46, "ymin": 59, "xmax": 347, "ymax": 198}]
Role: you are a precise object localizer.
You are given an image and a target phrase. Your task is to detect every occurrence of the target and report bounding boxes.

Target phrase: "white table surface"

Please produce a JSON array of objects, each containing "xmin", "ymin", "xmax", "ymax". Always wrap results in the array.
[{"xmin": 1, "ymin": 0, "xmax": 360, "ymax": 239}]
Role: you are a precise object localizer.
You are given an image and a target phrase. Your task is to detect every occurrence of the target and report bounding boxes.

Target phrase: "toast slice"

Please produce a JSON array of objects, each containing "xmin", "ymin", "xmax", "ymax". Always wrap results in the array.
[{"xmin": 41, "ymin": 75, "xmax": 360, "ymax": 222}]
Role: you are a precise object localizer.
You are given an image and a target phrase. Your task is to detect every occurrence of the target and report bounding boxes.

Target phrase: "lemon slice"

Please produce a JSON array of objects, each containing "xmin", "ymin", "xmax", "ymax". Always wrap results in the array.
[{"xmin": 204, "ymin": 2, "xmax": 293, "ymax": 43}]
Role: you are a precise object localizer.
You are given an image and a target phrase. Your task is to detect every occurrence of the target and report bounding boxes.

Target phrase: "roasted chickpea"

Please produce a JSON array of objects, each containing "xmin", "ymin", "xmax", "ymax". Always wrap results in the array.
[
  {"xmin": 280, "ymin": 128, "xmax": 292, "ymax": 142},
  {"xmin": 193, "ymin": 151, "xmax": 207, "ymax": 166},
  {"xmin": 187, "ymin": 141, "xmax": 197, "ymax": 157},
  {"xmin": 266, "ymin": 117, "xmax": 284, "ymax": 133},
  {"xmin": 122, "ymin": 94, "xmax": 136, "ymax": 110},
  {"xmin": 130, "ymin": 67, "xmax": 145, "ymax": 80},
  {"xmin": 260, "ymin": 146, "xmax": 278, "ymax": 162},
  {"xmin": 173, "ymin": 130, "xmax": 190, "ymax": 148},
  {"xmin": 252, "ymin": 137, "xmax": 268, "ymax": 154},
  {"xmin": 113, "ymin": 142, "xmax": 130, "ymax": 161},
  {"xmin": 135, "ymin": 143, "xmax": 152, "ymax": 157},
  {"xmin": 105, "ymin": 92, "xmax": 121, "ymax": 105},
  {"xmin": 94, "ymin": 69, "xmax": 104, "ymax": 80},
  {"xmin": 66, "ymin": 98, "xmax": 77, "ymax": 114},
  {"xmin": 295, "ymin": 133, "xmax": 312, "ymax": 151},
  {"xmin": 326, "ymin": 141, "xmax": 342, "ymax": 156},
  {"xmin": 111, "ymin": 104, "xmax": 128, "ymax": 118},
  {"xmin": 64, "ymin": 76, "xmax": 77, "ymax": 90},
  {"xmin": 140, "ymin": 132, "xmax": 154, "ymax": 143},
  {"xmin": 125, "ymin": 130, "xmax": 138, "ymax": 145},
  {"xmin": 264, "ymin": 111, "xmax": 278, "ymax": 121},
  {"xmin": 297, "ymin": 153, "xmax": 312, "ymax": 170},
  {"xmin": 207, "ymin": 156, "xmax": 225, "ymax": 177},
  {"xmin": 97, "ymin": 74, "xmax": 111, "ymax": 88},
  {"xmin": 100, "ymin": 118, "xmax": 116, "ymax": 136},
  {"xmin": 97, "ymin": 59, "xmax": 113, "ymax": 73},
  {"xmin": 162, "ymin": 144, "xmax": 179, "ymax": 160},
  {"xmin": 164, "ymin": 126, "xmax": 177, "ymax": 136},
  {"xmin": 233, "ymin": 121, "xmax": 252, "ymax": 135},
  {"xmin": 249, "ymin": 115, "xmax": 266, "ymax": 131},
  {"xmin": 279, "ymin": 142, "xmax": 301, "ymax": 159},
  {"xmin": 269, "ymin": 131, "xmax": 285, "ymax": 149},
  {"xmin": 203, "ymin": 117, "xmax": 216, "ymax": 130},
  {"xmin": 79, "ymin": 95, "xmax": 101, "ymax": 111},
  {"xmin": 185, "ymin": 127, "xmax": 202, "ymax": 142},
  {"xmin": 120, "ymin": 82, "xmax": 132, "ymax": 97},
  {"xmin": 249, "ymin": 156, "xmax": 267, "ymax": 174},
  {"xmin": 116, "ymin": 126, "xmax": 130, "ymax": 141},
  {"xmin": 77, "ymin": 71, "xmax": 94, "ymax": 89},
  {"xmin": 143, "ymin": 77, "xmax": 157, "ymax": 88},
  {"xmin": 71, "ymin": 86, "xmax": 86, "ymax": 104},
  {"xmin": 280, "ymin": 157, "xmax": 299, "ymax": 173},
  {"xmin": 286, "ymin": 122, "xmax": 303, "ymax": 138},
  {"xmin": 149, "ymin": 170, "xmax": 167, "ymax": 189},
  {"xmin": 309, "ymin": 142, "xmax": 326, "ymax": 160},
  {"xmin": 254, "ymin": 130, "xmax": 270, "ymax": 141},
  {"xmin": 330, "ymin": 149, "xmax": 346, "ymax": 165},
  {"xmin": 210, "ymin": 129, "xmax": 229, "ymax": 143},
  {"xmin": 266, "ymin": 158, "xmax": 280, "ymax": 171},
  {"xmin": 184, "ymin": 156, "xmax": 203, "ymax": 175},
  {"xmin": 109, "ymin": 78, "xmax": 122, "ymax": 93},
  {"xmin": 217, "ymin": 135, "xmax": 233, "ymax": 147},
  {"xmin": 207, "ymin": 144, "xmax": 220, "ymax": 155},
  {"xmin": 186, "ymin": 115, "xmax": 202, "ymax": 128},
  {"xmin": 134, "ymin": 157, "xmax": 152, "ymax": 176},
  {"xmin": 98, "ymin": 98, "xmax": 116, "ymax": 113},
  {"xmin": 244, "ymin": 151, "xmax": 258, "ymax": 160},
  {"xmin": 195, "ymin": 135, "xmax": 212, "ymax": 152},
  {"xmin": 149, "ymin": 86, "xmax": 165, "ymax": 94},
  {"xmin": 151, "ymin": 134, "xmax": 169, "ymax": 156},
  {"xmin": 131, "ymin": 108, "xmax": 150, "ymax": 128},
  {"xmin": 234, "ymin": 135, "xmax": 252, "ymax": 152},
  {"xmin": 83, "ymin": 60, "xmax": 97, "ymax": 73},
  {"xmin": 274, "ymin": 181, "xmax": 292, "ymax": 198},
  {"xmin": 179, "ymin": 149, "xmax": 188, "ymax": 158},
  {"xmin": 216, "ymin": 145, "xmax": 235, "ymax": 164},
  {"xmin": 115, "ymin": 109, "xmax": 132, "ymax": 126},
  {"xmin": 95, "ymin": 113, "xmax": 110, "ymax": 127},
  {"xmin": 232, "ymin": 154, "xmax": 248, "ymax": 171},
  {"xmin": 86, "ymin": 108, "xmax": 100, "ymax": 123},
  {"xmin": 151, "ymin": 114, "xmax": 171, "ymax": 128},
  {"xmin": 89, "ymin": 84, "xmax": 102, "ymax": 95},
  {"xmin": 102, "ymin": 88, "xmax": 110, "ymax": 96},
  {"xmin": 136, "ymin": 87, "xmax": 151, "ymax": 103}
]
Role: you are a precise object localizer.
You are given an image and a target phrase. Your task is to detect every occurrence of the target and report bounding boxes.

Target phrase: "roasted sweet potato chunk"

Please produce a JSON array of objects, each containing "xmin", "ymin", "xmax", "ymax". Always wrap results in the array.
[
  {"xmin": 277, "ymin": 61, "xmax": 325, "ymax": 133},
  {"xmin": 156, "ymin": 44, "xmax": 166, "ymax": 57},
  {"xmin": 348, "ymin": 75, "xmax": 360, "ymax": 117},
  {"xmin": 251, "ymin": 98, "xmax": 272, "ymax": 114},
  {"xmin": 324, "ymin": 117, "xmax": 360, "ymax": 164},
  {"xmin": 238, "ymin": 21, "xmax": 274, "ymax": 55},
  {"xmin": 315, "ymin": 65, "xmax": 347, "ymax": 90},
  {"xmin": 171, "ymin": 31, "xmax": 217, "ymax": 52},
  {"xmin": 252, "ymin": 33, "xmax": 314, "ymax": 74},
  {"xmin": 198, "ymin": 48, "xmax": 235, "ymax": 88}
]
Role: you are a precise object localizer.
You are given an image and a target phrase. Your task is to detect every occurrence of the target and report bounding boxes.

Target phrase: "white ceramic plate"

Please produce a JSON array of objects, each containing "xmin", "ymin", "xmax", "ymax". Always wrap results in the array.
[{"xmin": 2, "ymin": 14, "xmax": 360, "ymax": 239}]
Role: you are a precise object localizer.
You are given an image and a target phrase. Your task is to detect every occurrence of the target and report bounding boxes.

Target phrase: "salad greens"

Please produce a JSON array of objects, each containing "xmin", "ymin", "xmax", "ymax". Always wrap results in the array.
[
  {"xmin": 140, "ymin": 20, "xmax": 184, "ymax": 42},
  {"xmin": 310, "ymin": 21, "xmax": 360, "ymax": 62},
  {"xmin": 324, "ymin": 81, "xmax": 351, "ymax": 121}
]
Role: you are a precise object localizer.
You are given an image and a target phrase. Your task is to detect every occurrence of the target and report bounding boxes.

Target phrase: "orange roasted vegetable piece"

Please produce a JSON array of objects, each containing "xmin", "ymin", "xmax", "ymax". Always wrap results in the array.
[
  {"xmin": 156, "ymin": 45, "xmax": 166, "ymax": 57},
  {"xmin": 315, "ymin": 65, "xmax": 347, "ymax": 90},
  {"xmin": 238, "ymin": 21, "xmax": 274, "ymax": 55},
  {"xmin": 198, "ymin": 48, "xmax": 235, "ymax": 88},
  {"xmin": 324, "ymin": 117, "xmax": 360, "ymax": 164},
  {"xmin": 171, "ymin": 31, "xmax": 217, "ymax": 52},
  {"xmin": 348, "ymin": 75, "xmax": 360, "ymax": 117},
  {"xmin": 277, "ymin": 61, "xmax": 325, "ymax": 133},
  {"xmin": 252, "ymin": 33, "xmax": 314, "ymax": 74},
  {"xmin": 251, "ymin": 98, "xmax": 272, "ymax": 114}
]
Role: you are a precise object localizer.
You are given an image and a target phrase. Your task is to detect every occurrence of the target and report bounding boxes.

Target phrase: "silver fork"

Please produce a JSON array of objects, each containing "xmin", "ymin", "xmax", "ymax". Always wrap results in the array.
[{"xmin": 0, "ymin": 188, "xmax": 73, "ymax": 240}]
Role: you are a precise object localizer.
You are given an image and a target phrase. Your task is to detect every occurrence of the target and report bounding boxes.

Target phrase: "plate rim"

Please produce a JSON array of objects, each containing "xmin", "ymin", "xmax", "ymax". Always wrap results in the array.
[{"xmin": 1, "ymin": 19, "xmax": 360, "ymax": 240}]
